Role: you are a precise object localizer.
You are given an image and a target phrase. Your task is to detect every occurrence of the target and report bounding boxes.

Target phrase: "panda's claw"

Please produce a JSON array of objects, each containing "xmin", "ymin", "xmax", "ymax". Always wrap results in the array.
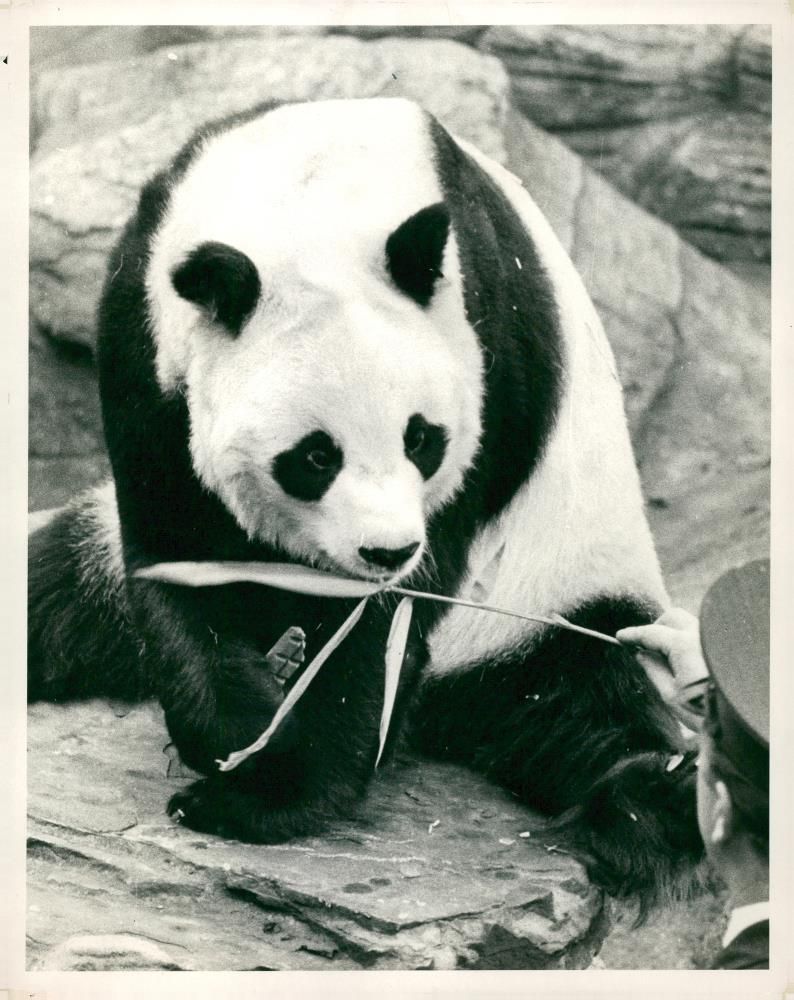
[{"xmin": 167, "ymin": 783, "xmax": 217, "ymax": 833}]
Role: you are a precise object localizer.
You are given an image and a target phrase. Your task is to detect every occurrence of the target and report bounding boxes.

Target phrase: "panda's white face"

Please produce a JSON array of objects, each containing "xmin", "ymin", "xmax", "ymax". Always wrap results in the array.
[
  {"xmin": 184, "ymin": 279, "xmax": 479, "ymax": 580},
  {"xmin": 146, "ymin": 100, "xmax": 483, "ymax": 581}
]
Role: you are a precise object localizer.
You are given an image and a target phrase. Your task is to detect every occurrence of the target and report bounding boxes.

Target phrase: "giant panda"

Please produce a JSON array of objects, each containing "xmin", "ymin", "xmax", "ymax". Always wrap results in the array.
[{"xmin": 28, "ymin": 97, "xmax": 701, "ymax": 899}]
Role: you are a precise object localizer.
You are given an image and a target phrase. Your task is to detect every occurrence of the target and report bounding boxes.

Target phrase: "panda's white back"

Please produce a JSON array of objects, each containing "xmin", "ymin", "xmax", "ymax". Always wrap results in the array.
[{"xmin": 427, "ymin": 141, "xmax": 668, "ymax": 673}]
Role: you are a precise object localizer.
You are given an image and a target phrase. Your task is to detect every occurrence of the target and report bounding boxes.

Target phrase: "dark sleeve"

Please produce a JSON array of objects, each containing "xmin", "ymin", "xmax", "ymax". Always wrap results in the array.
[{"xmin": 710, "ymin": 920, "xmax": 769, "ymax": 970}]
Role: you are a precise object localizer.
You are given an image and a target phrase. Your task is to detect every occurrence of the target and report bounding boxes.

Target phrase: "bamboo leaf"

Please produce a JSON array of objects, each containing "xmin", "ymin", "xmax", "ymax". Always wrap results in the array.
[
  {"xmin": 137, "ymin": 561, "xmax": 620, "ymax": 646},
  {"xmin": 376, "ymin": 596, "xmax": 414, "ymax": 769},
  {"xmin": 136, "ymin": 561, "xmax": 380, "ymax": 598},
  {"xmin": 216, "ymin": 596, "xmax": 369, "ymax": 772}
]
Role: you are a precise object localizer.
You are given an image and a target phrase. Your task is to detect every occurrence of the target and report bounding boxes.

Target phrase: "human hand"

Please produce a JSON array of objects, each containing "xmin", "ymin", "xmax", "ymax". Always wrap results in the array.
[{"xmin": 617, "ymin": 608, "xmax": 708, "ymax": 703}]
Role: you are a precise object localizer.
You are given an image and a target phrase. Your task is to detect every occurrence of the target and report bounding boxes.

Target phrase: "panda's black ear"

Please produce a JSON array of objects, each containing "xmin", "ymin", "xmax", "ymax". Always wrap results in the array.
[
  {"xmin": 171, "ymin": 241, "xmax": 261, "ymax": 336},
  {"xmin": 386, "ymin": 202, "xmax": 450, "ymax": 308}
]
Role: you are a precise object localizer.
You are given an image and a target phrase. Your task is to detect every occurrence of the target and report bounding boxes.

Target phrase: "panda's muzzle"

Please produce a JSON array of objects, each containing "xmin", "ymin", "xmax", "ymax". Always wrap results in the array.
[{"xmin": 358, "ymin": 541, "xmax": 420, "ymax": 571}]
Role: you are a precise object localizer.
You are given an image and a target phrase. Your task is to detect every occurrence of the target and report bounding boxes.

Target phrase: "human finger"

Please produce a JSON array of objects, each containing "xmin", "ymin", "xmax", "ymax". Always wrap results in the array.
[{"xmin": 616, "ymin": 622, "xmax": 683, "ymax": 657}]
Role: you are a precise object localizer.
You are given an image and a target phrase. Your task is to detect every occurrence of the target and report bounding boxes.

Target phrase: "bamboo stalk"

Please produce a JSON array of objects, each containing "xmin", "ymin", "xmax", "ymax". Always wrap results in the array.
[{"xmin": 388, "ymin": 586, "xmax": 621, "ymax": 646}]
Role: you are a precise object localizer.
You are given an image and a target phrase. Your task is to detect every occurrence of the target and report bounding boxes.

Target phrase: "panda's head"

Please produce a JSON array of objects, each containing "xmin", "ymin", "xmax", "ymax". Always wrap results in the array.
[{"xmin": 146, "ymin": 100, "xmax": 483, "ymax": 582}]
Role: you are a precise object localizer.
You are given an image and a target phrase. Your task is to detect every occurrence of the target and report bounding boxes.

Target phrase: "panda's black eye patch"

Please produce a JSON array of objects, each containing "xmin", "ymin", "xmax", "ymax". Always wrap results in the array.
[
  {"xmin": 386, "ymin": 202, "xmax": 450, "ymax": 308},
  {"xmin": 272, "ymin": 431, "xmax": 343, "ymax": 502},
  {"xmin": 404, "ymin": 414, "xmax": 447, "ymax": 480},
  {"xmin": 171, "ymin": 241, "xmax": 260, "ymax": 337}
]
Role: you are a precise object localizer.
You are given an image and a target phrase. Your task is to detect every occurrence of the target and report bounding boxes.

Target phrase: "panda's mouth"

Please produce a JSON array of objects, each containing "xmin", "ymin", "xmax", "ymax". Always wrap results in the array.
[
  {"xmin": 358, "ymin": 566, "xmax": 415, "ymax": 585},
  {"xmin": 316, "ymin": 547, "xmax": 424, "ymax": 587}
]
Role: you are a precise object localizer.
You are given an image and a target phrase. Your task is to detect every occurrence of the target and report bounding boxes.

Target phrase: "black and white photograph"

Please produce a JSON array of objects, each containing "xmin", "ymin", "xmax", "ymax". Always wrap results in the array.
[{"xmin": 2, "ymin": 2, "xmax": 791, "ymax": 995}]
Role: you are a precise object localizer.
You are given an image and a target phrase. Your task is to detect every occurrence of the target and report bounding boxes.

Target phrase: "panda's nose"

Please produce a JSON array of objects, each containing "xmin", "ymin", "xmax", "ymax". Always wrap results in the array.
[{"xmin": 359, "ymin": 542, "xmax": 420, "ymax": 571}]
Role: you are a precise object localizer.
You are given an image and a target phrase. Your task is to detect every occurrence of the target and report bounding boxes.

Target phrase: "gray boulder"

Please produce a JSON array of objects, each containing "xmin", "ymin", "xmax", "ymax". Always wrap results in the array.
[{"xmin": 484, "ymin": 24, "xmax": 771, "ymax": 270}]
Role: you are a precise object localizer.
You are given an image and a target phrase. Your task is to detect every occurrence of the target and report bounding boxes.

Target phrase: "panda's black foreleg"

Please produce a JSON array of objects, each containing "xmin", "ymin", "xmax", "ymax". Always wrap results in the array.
[
  {"xmin": 413, "ymin": 598, "xmax": 703, "ymax": 903},
  {"xmin": 132, "ymin": 581, "xmax": 413, "ymax": 842}
]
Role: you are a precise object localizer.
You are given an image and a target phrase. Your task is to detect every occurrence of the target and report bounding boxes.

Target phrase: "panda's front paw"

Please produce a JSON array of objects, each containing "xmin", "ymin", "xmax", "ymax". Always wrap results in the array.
[
  {"xmin": 167, "ymin": 779, "xmax": 233, "ymax": 838},
  {"xmin": 166, "ymin": 776, "xmax": 332, "ymax": 844}
]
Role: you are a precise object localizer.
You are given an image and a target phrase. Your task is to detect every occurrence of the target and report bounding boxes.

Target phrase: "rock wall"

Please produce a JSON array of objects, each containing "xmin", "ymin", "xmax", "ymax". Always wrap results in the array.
[{"xmin": 483, "ymin": 25, "xmax": 771, "ymax": 273}]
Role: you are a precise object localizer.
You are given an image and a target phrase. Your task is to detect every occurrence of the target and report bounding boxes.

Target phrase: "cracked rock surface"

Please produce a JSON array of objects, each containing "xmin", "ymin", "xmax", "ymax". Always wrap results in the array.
[{"xmin": 27, "ymin": 702, "xmax": 604, "ymax": 971}]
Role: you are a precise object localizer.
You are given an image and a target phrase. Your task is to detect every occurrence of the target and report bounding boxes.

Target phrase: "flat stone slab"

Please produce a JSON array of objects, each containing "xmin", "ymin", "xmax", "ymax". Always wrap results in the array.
[{"xmin": 27, "ymin": 701, "xmax": 605, "ymax": 970}]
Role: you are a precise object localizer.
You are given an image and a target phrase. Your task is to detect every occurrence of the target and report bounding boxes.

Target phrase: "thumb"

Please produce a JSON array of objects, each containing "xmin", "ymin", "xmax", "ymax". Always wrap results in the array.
[{"xmin": 616, "ymin": 622, "xmax": 681, "ymax": 659}]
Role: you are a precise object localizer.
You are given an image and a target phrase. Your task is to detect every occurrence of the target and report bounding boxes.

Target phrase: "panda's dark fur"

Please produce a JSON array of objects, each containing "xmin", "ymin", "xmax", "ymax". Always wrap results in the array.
[{"xmin": 28, "ymin": 97, "xmax": 702, "ymax": 900}]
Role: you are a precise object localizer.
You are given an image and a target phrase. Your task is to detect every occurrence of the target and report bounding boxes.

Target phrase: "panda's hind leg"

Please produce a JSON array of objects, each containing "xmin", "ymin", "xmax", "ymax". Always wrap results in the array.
[
  {"xmin": 28, "ymin": 484, "xmax": 149, "ymax": 703},
  {"xmin": 413, "ymin": 597, "xmax": 703, "ymax": 902}
]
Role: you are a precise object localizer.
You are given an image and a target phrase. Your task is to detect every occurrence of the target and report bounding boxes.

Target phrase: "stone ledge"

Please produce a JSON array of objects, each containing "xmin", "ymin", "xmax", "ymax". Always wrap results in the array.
[{"xmin": 27, "ymin": 701, "xmax": 606, "ymax": 970}]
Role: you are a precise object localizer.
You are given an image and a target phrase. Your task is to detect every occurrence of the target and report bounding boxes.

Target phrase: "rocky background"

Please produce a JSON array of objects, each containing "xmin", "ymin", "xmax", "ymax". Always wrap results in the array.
[{"xmin": 27, "ymin": 24, "xmax": 770, "ymax": 971}]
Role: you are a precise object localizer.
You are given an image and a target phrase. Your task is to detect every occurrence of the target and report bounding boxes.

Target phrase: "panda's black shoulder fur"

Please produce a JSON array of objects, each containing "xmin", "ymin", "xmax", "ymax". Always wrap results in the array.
[
  {"xmin": 427, "ymin": 116, "xmax": 562, "ymax": 524},
  {"xmin": 29, "ymin": 99, "xmax": 702, "ymax": 908}
]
